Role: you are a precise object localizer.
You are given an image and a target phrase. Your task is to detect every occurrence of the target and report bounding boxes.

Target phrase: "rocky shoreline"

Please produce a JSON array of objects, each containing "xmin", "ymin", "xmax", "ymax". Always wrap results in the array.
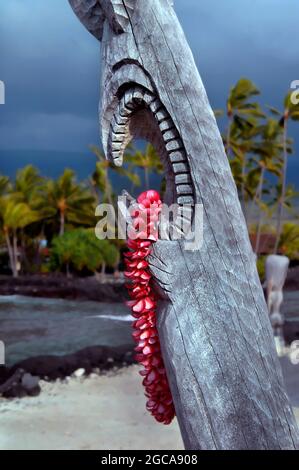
[
  {"xmin": 1, "ymin": 268, "xmax": 298, "ymax": 400},
  {"xmin": 0, "ymin": 344, "xmax": 135, "ymax": 399},
  {"xmin": 0, "ymin": 266, "xmax": 298, "ymax": 302},
  {"xmin": 0, "ymin": 274, "xmax": 127, "ymax": 302}
]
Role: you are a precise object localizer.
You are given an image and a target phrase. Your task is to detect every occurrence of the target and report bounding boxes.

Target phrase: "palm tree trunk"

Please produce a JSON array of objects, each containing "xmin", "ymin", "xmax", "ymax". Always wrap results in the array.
[
  {"xmin": 105, "ymin": 168, "xmax": 114, "ymax": 206},
  {"xmin": 255, "ymin": 215, "xmax": 263, "ymax": 256},
  {"xmin": 4, "ymin": 230, "xmax": 17, "ymax": 277},
  {"xmin": 274, "ymin": 119, "xmax": 288, "ymax": 253},
  {"xmin": 226, "ymin": 116, "xmax": 232, "ymax": 157},
  {"xmin": 20, "ymin": 230, "xmax": 28, "ymax": 274},
  {"xmin": 254, "ymin": 167, "xmax": 265, "ymax": 254},
  {"xmin": 59, "ymin": 210, "xmax": 65, "ymax": 236},
  {"xmin": 13, "ymin": 230, "xmax": 19, "ymax": 277},
  {"xmin": 90, "ymin": 178, "xmax": 101, "ymax": 205}
]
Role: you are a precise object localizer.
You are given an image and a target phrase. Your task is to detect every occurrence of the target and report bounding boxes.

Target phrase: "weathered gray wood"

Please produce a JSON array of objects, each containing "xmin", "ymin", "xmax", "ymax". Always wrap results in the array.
[{"xmin": 69, "ymin": 0, "xmax": 299, "ymax": 449}]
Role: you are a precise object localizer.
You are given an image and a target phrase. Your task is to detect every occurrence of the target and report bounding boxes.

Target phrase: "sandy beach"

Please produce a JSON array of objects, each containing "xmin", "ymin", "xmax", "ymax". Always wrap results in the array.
[
  {"xmin": 0, "ymin": 365, "xmax": 184, "ymax": 450},
  {"xmin": 1, "ymin": 364, "xmax": 298, "ymax": 450},
  {"xmin": 1, "ymin": 295, "xmax": 299, "ymax": 450}
]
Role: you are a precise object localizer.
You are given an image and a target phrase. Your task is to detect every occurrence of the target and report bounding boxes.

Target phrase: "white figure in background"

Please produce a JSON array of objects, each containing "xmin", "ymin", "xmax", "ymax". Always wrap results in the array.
[{"xmin": 265, "ymin": 254, "xmax": 289, "ymax": 336}]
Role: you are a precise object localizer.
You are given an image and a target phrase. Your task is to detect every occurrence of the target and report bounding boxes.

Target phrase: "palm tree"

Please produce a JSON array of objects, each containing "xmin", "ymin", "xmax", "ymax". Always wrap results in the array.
[
  {"xmin": 269, "ymin": 93, "xmax": 299, "ymax": 252},
  {"xmin": 90, "ymin": 145, "xmax": 140, "ymax": 204},
  {"xmin": 0, "ymin": 196, "xmax": 42, "ymax": 277},
  {"xmin": 250, "ymin": 119, "xmax": 285, "ymax": 253},
  {"xmin": 42, "ymin": 169, "xmax": 96, "ymax": 236},
  {"xmin": 226, "ymin": 78, "xmax": 265, "ymax": 157},
  {"xmin": 8, "ymin": 166, "xmax": 47, "ymax": 270},
  {"xmin": 279, "ymin": 222, "xmax": 299, "ymax": 260},
  {"xmin": 226, "ymin": 119, "xmax": 261, "ymax": 222},
  {"xmin": 127, "ymin": 143, "xmax": 163, "ymax": 190},
  {"xmin": 0, "ymin": 175, "xmax": 11, "ymax": 196},
  {"xmin": 90, "ymin": 146, "xmax": 114, "ymax": 205},
  {"xmin": 13, "ymin": 165, "xmax": 44, "ymax": 204},
  {"xmin": 271, "ymin": 183, "xmax": 299, "ymax": 225},
  {"xmin": 223, "ymin": 79, "xmax": 265, "ymax": 222},
  {"xmin": 0, "ymin": 170, "xmax": 46, "ymax": 276}
]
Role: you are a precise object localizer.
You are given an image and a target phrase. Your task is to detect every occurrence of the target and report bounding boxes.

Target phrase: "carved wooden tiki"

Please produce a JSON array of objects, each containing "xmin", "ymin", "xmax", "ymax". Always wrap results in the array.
[{"xmin": 69, "ymin": 0, "xmax": 299, "ymax": 449}]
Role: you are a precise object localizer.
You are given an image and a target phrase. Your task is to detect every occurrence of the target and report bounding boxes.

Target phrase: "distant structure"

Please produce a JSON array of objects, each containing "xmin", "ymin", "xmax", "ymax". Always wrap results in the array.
[
  {"xmin": 266, "ymin": 254, "xmax": 290, "ymax": 334},
  {"xmin": 250, "ymin": 233, "xmax": 281, "ymax": 255}
]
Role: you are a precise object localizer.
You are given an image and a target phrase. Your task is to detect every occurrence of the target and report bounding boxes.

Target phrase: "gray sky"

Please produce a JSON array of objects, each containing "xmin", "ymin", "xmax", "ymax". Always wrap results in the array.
[{"xmin": 0, "ymin": 0, "xmax": 298, "ymax": 173}]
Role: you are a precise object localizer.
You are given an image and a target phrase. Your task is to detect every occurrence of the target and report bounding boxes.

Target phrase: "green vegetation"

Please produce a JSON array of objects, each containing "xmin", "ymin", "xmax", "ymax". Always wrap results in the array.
[
  {"xmin": 50, "ymin": 229, "xmax": 119, "ymax": 279},
  {"xmin": 0, "ymin": 78, "xmax": 298, "ymax": 279},
  {"xmin": 218, "ymin": 78, "xmax": 299, "ymax": 260}
]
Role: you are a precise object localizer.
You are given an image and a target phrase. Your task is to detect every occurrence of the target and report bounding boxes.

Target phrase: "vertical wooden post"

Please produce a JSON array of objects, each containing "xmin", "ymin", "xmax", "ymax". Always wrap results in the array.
[{"xmin": 69, "ymin": 0, "xmax": 299, "ymax": 449}]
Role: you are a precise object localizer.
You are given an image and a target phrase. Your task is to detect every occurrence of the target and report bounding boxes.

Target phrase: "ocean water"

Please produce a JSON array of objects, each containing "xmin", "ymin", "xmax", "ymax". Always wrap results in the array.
[
  {"xmin": 0, "ymin": 149, "xmax": 163, "ymax": 195},
  {"xmin": 0, "ymin": 148, "xmax": 298, "ymax": 190},
  {"xmin": 0, "ymin": 295, "xmax": 133, "ymax": 367},
  {"xmin": 0, "ymin": 291, "xmax": 298, "ymax": 368}
]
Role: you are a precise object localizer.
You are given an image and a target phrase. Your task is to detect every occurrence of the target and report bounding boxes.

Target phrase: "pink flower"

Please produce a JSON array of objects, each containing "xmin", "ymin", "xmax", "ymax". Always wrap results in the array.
[{"xmin": 124, "ymin": 190, "xmax": 175, "ymax": 425}]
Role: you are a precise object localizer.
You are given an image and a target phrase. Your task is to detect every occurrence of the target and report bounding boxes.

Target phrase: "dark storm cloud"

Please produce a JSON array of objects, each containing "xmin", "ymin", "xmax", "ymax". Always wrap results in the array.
[
  {"xmin": 0, "ymin": 0, "xmax": 100, "ymax": 151},
  {"xmin": 0, "ymin": 0, "xmax": 298, "ymax": 157}
]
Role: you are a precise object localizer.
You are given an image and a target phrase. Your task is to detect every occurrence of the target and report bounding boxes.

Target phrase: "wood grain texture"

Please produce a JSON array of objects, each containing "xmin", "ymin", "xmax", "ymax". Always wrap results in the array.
[{"xmin": 69, "ymin": 0, "xmax": 299, "ymax": 449}]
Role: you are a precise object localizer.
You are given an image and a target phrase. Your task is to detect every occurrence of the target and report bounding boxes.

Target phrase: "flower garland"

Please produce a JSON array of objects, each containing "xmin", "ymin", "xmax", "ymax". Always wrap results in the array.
[{"xmin": 124, "ymin": 190, "xmax": 175, "ymax": 425}]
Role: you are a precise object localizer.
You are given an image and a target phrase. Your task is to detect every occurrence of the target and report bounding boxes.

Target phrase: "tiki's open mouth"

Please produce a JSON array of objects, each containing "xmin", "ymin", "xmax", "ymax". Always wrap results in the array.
[{"xmin": 107, "ymin": 85, "xmax": 195, "ymax": 207}]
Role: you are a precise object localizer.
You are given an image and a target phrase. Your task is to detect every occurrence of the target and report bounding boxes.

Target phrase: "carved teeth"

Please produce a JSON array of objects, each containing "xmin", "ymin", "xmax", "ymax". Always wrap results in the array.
[
  {"xmin": 119, "ymin": 95, "xmax": 133, "ymax": 116},
  {"xmin": 108, "ymin": 85, "xmax": 195, "ymax": 205},
  {"xmin": 124, "ymin": 101, "xmax": 135, "ymax": 111},
  {"xmin": 162, "ymin": 129, "xmax": 178, "ymax": 141},
  {"xmin": 155, "ymin": 109, "xmax": 169, "ymax": 122},
  {"xmin": 172, "ymin": 162, "xmax": 189, "ymax": 174},
  {"xmin": 176, "ymin": 184, "xmax": 193, "ymax": 195},
  {"xmin": 143, "ymin": 91, "xmax": 155, "ymax": 106},
  {"xmin": 119, "ymin": 105, "xmax": 132, "ymax": 117},
  {"xmin": 112, "ymin": 122, "xmax": 127, "ymax": 134},
  {"xmin": 177, "ymin": 196, "xmax": 195, "ymax": 205},
  {"xmin": 111, "ymin": 142, "xmax": 124, "ymax": 152},
  {"xmin": 166, "ymin": 139, "xmax": 183, "ymax": 153},
  {"xmin": 159, "ymin": 120, "xmax": 173, "ymax": 133},
  {"xmin": 112, "ymin": 114, "xmax": 128, "ymax": 126},
  {"xmin": 125, "ymin": 101, "xmax": 135, "ymax": 111},
  {"xmin": 169, "ymin": 151, "xmax": 186, "ymax": 163},
  {"xmin": 111, "ymin": 132, "xmax": 124, "ymax": 143},
  {"xmin": 133, "ymin": 89, "xmax": 144, "ymax": 104},
  {"xmin": 175, "ymin": 173, "xmax": 191, "ymax": 184},
  {"xmin": 112, "ymin": 151, "xmax": 123, "ymax": 167},
  {"xmin": 150, "ymin": 99, "xmax": 163, "ymax": 113},
  {"xmin": 124, "ymin": 90, "xmax": 135, "ymax": 108}
]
